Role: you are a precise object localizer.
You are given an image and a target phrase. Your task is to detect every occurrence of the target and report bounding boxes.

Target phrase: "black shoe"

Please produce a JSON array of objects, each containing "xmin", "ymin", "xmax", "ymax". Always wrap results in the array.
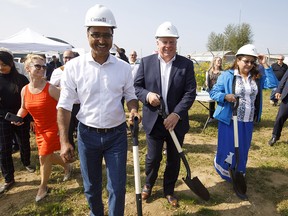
[
  {"xmin": 0, "ymin": 180, "xmax": 15, "ymax": 194},
  {"xmin": 268, "ymin": 137, "xmax": 278, "ymax": 146}
]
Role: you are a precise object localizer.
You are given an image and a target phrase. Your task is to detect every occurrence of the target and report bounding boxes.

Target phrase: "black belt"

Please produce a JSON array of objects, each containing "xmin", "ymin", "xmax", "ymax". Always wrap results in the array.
[{"xmin": 81, "ymin": 123, "xmax": 120, "ymax": 133}]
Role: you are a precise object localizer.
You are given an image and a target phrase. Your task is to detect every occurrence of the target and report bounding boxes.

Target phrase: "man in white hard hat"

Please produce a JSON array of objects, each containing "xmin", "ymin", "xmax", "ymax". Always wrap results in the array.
[
  {"xmin": 134, "ymin": 21, "xmax": 197, "ymax": 207},
  {"xmin": 57, "ymin": 4, "xmax": 140, "ymax": 216}
]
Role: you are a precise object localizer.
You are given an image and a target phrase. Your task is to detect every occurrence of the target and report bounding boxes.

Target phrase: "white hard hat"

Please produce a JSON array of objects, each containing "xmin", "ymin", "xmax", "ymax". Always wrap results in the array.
[
  {"xmin": 155, "ymin": 21, "xmax": 179, "ymax": 38},
  {"xmin": 236, "ymin": 44, "xmax": 258, "ymax": 57},
  {"xmin": 84, "ymin": 4, "xmax": 117, "ymax": 28}
]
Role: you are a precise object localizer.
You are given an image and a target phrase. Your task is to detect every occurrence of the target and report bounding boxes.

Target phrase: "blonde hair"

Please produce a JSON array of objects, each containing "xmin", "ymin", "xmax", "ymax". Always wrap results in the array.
[
  {"xmin": 208, "ymin": 57, "xmax": 223, "ymax": 73},
  {"xmin": 24, "ymin": 54, "xmax": 45, "ymax": 68}
]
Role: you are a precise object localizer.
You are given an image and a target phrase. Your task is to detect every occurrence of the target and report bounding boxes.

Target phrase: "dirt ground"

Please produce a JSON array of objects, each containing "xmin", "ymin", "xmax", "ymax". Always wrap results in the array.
[
  {"xmin": 123, "ymin": 133, "xmax": 286, "ymax": 216},
  {"xmin": 0, "ymin": 129, "xmax": 287, "ymax": 215}
]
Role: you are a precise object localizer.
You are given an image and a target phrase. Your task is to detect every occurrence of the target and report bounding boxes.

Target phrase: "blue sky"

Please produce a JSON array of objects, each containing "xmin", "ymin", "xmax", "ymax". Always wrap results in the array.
[{"xmin": 1, "ymin": 0, "xmax": 287, "ymax": 57}]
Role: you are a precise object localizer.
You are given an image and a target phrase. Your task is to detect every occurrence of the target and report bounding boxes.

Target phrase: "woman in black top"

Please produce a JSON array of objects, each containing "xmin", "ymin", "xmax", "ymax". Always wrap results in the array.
[{"xmin": 0, "ymin": 51, "xmax": 34, "ymax": 194}]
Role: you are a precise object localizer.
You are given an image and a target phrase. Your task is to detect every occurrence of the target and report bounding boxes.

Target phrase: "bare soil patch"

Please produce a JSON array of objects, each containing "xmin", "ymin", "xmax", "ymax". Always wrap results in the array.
[{"xmin": 0, "ymin": 123, "xmax": 287, "ymax": 215}]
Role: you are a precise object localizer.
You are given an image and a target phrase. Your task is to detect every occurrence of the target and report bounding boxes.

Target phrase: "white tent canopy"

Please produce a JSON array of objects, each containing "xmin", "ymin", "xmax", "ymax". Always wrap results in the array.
[{"xmin": 0, "ymin": 28, "xmax": 72, "ymax": 53}]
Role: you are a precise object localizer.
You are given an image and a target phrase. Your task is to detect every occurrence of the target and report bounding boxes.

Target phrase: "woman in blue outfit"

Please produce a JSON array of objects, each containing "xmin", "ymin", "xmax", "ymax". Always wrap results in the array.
[{"xmin": 209, "ymin": 44, "xmax": 278, "ymax": 196}]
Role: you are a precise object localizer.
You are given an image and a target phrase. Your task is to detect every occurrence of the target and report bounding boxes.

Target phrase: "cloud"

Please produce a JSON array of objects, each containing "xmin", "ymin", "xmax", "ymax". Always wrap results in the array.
[{"xmin": 7, "ymin": 0, "xmax": 37, "ymax": 8}]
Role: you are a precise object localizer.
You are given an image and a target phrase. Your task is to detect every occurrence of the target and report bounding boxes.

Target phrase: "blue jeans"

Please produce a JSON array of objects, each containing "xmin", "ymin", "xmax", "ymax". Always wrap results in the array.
[{"xmin": 77, "ymin": 122, "xmax": 127, "ymax": 216}]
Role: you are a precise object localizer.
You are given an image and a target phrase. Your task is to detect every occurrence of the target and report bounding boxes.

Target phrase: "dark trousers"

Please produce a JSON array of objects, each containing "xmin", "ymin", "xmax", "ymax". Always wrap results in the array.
[
  {"xmin": 145, "ymin": 116, "xmax": 184, "ymax": 196},
  {"xmin": 0, "ymin": 118, "xmax": 31, "ymax": 183},
  {"xmin": 209, "ymin": 101, "xmax": 216, "ymax": 118},
  {"xmin": 68, "ymin": 104, "xmax": 80, "ymax": 149},
  {"xmin": 272, "ymin": 99, "xmax": 288, "ymax": 139}
]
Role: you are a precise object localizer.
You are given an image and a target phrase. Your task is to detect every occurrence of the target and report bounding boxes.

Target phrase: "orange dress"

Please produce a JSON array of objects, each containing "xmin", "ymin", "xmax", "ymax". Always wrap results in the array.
[{"xmin": 24, "ymin": 83, "xmax": 60, "ymax": 156}]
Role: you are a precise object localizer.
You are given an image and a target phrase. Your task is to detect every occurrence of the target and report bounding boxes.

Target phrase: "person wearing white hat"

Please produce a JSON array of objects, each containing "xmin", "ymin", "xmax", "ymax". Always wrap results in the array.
[
  {"xmin": 57, "ymin": 4, "xmax": 140, "ymax": 216},
  {"xmin": 209, "ymin": 44, "xmax": 278, "ymax": 198},
  {"xmin": 134, "ymin": 21, "xmax": 196, "ymax": 207}
]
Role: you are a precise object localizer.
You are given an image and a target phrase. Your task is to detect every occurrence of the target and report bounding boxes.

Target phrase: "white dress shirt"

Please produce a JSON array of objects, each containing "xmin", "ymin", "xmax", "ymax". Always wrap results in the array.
[
  {"xmin": 57, "ymin": 52, "xmax": 137, "ymax": 128},
  {"xmin": 158, "ymin": 55, "xmax": 175, "ymax": 114},
  {"xmin": 49, "ymin": 67, "xmax": 63, "ymax": 87}
]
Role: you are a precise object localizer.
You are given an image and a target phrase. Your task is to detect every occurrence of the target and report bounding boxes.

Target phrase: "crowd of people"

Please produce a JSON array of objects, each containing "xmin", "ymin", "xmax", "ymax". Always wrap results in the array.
[{"xmin": 0, "ymin": 3, "xmax": 287, "ymax": 216}]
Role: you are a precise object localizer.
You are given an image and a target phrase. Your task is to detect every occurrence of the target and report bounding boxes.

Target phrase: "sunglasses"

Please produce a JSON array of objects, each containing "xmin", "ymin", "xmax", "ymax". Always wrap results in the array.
[
  {"xmin": 278, "ymin": 59, "xmax": 284, "ymax": 61},
  {"xmin": 31, "ymin": 64, "xmax": 47, "ymax": 70},
  {"xmin": 89, "ymin": 32, "xmax": 113, "ymax": 39},
  {"xmin": 241, "ymin": 59, "xmax": 256, "ymax": 65}
]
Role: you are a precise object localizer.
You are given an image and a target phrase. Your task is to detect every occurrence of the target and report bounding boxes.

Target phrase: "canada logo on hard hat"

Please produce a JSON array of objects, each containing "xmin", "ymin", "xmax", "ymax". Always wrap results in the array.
[{"xmin": 91, "ymin": 17, "xmax": 107, "ymax": 22}]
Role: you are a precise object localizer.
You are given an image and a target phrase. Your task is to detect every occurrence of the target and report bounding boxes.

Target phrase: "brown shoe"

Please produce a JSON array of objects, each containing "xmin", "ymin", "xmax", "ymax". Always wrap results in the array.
[
  {"xmin": 141, "ymin": 185, "xmax": 151, "ymax": 200},
  {"xmin": 166, "ymin": 195, "xmax": 178, "ymax": 207}
]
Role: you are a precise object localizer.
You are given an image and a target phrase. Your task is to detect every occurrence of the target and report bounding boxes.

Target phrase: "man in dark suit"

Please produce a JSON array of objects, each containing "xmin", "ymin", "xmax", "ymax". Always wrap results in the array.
[
  {"xmin": 134, "ymin": 21, "xmax": 196, "ymax": 207},
  {"xmin": 269, "ymin": 68, "xmax": 288, "ymax": 146},
  {"xmin": 270, "ymin": 55, "xmax": 288, "ymax": 106}
]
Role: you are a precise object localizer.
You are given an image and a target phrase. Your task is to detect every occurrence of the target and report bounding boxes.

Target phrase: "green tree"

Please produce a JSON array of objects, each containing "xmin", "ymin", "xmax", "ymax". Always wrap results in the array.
[
  {"xmin": 206, "ymin": 32, "xmax": 225, "ymax": 51},
  {"xmin": 207, "ymin": 23, "xmax": 253, "ymax": 52}
]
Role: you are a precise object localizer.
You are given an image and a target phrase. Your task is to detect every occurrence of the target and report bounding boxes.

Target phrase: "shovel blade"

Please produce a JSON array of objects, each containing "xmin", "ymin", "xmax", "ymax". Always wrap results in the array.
[
  {"xmin": 234, "ymin": 171, "xmax": 247, "ymax": 194},
  {"xmin": 182, "ymin": 176, "xmax": 210, "ymax": 201},
  {"xmin": 229, "ymin": 168, "xmax": 247, "ymax": 199}
]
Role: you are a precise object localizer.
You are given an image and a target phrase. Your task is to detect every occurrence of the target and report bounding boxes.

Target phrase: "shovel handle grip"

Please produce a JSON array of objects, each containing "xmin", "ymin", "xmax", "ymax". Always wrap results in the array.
[
  {"xmin": 130, "ymin": 116, "xmax": 139, "ymax": 138},
  {"xmin": 232, "ymin": 96, "xmax": 239, "ymax": 116}
]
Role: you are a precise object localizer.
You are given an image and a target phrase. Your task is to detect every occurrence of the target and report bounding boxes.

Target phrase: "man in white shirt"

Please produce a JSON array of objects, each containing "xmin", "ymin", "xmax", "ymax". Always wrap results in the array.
[
  {"xmin": 50, "ymin": 50, "xmax": 75, "ymax": 87},
  {"xmin": 50, "ymin": 50, "xmax": 79, "ymax": 149},
  {"xmin": 129, "ymin": 50, "xmax": 139, "ymax": 80},
  {"xmin": 134, "ymin": 21, "xmax": 196, "ymax": 208},
  {"xmin": 57, "ymin": 4, "xmax": 140, "ymax": 216}
]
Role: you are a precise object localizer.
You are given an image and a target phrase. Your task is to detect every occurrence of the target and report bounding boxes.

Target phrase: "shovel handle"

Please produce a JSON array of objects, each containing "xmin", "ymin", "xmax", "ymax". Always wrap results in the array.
[
  {"xmin": 169, "ymin": 130, "xmax": 183, "ymax": 153},
  {"xmin": 232, "ymin": 96, "xmax": 239, "ymax": 116},
  {"xmin": 130, "ymin": 116, "xmax": 143, "ymax": 215},
  {"xmin": 130, "ymin": 116, "xmax": 139, "ymax": 143}
]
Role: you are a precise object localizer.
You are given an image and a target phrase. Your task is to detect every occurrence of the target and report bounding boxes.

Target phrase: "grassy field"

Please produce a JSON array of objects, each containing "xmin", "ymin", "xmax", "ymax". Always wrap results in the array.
[{"xmin": 0, "ymin": 89, "xmax": 287, "ymax": 216}]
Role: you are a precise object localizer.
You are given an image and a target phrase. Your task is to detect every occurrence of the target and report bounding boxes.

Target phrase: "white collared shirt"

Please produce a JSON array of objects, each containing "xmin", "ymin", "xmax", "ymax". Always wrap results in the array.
[
  {"xmin": 57, "ymin": 52, "xmax": 137, "ymax": 128},
  {"xmin": 49, "ymin": 67, "xmax": 62, "ymax": 87},
  {"xmin": 158, "ymin": 55, "xmax": 176, "ymax": 114}
]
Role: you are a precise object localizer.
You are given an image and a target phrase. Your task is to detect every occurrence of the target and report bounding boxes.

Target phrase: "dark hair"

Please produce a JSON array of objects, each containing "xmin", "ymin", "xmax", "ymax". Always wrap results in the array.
[
  {"xmin": 87, "ymin": 27, "xmax": 114, "ymax": 34},
  {"xmin": 0, "ymin": 51, "xmax": 21, "ymax": 93},
  {"xmin": 230, "ymin": 55, "xmax": 261, "ymax": 80}
]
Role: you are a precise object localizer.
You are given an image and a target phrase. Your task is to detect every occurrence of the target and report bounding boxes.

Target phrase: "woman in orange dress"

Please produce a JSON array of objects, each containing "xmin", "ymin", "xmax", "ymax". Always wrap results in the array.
[{"xmin": 16, "ymin": 54, "xmax": 70, "ymax": 202}]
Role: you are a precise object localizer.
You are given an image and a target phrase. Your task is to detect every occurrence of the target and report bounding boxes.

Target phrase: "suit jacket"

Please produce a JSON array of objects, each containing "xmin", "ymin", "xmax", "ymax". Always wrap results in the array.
[
  {"xmin": 134, "ymin": 54, "xmax": 196, "ymax": 136},
  {"xmin": 276, "ymin": 69, "xmax": 288, "ymax": 101}
]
